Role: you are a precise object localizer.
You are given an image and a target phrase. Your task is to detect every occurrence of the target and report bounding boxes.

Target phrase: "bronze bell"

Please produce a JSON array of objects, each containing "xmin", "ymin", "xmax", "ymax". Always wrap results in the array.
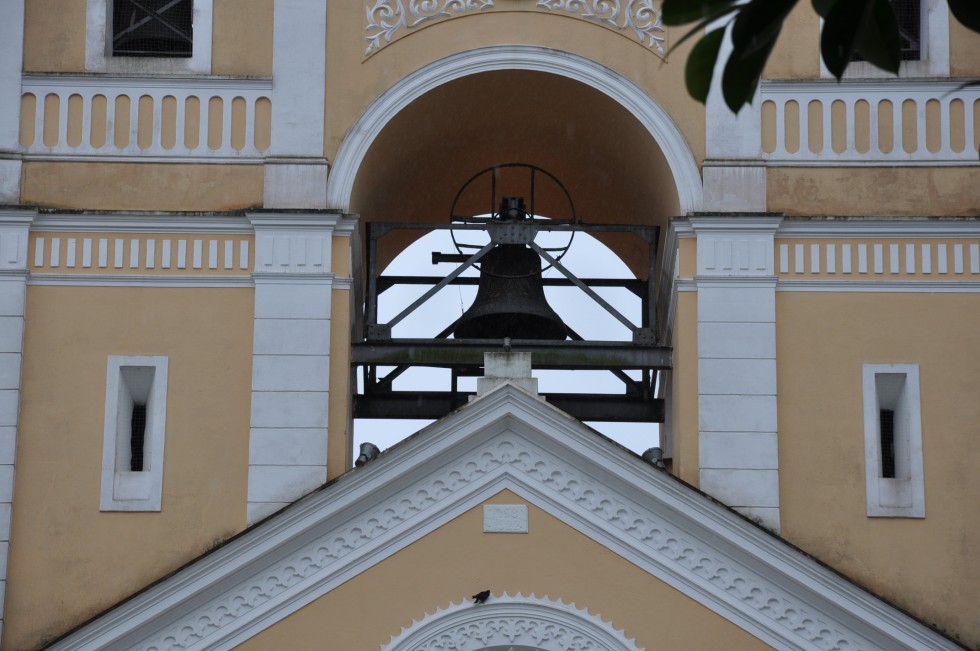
[{"xmin": 454, "ymin": 244, "xmax": 568, "ymax": 340}]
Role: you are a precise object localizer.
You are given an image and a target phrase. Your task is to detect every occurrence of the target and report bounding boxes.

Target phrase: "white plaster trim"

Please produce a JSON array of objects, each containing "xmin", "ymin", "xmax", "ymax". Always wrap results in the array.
[
  {"xmin": 100, "ymin": 356, "xmax": 168, "ymax": 511},
  {"xmin": 777, "ymin": 218, "xmax": 980, "ymax": 239},
  {"xmin": 85, "ymin": 0, "xmax": 214, "ymax": 74},
  {"xmin": 382, "ymin": 593, "xmax": 644, "ymax": 651},
  {"xmin": 31, "ymin": 213, "xmax": 254, "ymax": 234},
  {"xmin": 326, "ymin": 45, "xmax": 702, "ymax": 214},
  {"xmin": 862, "ymin": 364, "xmax": 925, "ymax": 518},
  {"xmin": 22, "ymin": 154, "xmax": 265, "ymax": 165},
  {"xmin": 776, "ymin": 280, "xmax": 980, "ymax": 293},
  {"xmin": 49, "ymin": 386, "xmax": 959, "ymax": 651},
  {"xmin": 28, "ymin": 275, "xmax": 252, "ymax": 288},
  {"xmin": 0, "ymin": 0, "xmax": 25, "ymax": 157}
]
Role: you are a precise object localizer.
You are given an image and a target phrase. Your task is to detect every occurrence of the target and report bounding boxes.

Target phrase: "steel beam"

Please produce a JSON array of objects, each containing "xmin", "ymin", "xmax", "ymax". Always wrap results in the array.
[
  {"xmin": 354, "ymin": 392, "xmax": 665, "ymax": 422},
  {"xmin": 353, "ymin": 340, "xmax": 671, "ymax": 369}
]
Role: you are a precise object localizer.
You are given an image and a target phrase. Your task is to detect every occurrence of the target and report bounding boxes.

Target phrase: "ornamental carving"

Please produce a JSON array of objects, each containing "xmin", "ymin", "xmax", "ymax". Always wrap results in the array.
[
  {"xmin": 139, "ymin": 433, "xmax": 868, "ymax": 651},
  {"xmin": 382, "ymin": 593, "xmax": 644, "ymax": 651},
  {"xmin": 363, "ymin": 0, "xmax": 667, "ymax": 57},
  {"xmin": 365, "ymin": 0, "xmax": 495, "ymax": 56},
  {"xmin": 535, "ymin": 0, "xmax": 666, "ymax": 54}
]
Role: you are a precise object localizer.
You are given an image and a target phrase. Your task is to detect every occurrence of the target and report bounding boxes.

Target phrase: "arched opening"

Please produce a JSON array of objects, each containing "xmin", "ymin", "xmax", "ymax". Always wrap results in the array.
[
  {"xmin": 348, "ymin": 68, "xmax": 684, "ymax": 276},
  {"xmin": 340, "ymin": 48, "xmax": 696, "ymax": 464}
]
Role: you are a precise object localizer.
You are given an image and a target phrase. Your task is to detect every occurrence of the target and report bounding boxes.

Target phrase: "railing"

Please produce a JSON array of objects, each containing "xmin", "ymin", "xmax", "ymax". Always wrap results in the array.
[
  {"xmin": 760, "ymin": 80, "xmax": 978, "ymax": 164},
  {"xmin": 19, "ymin": 74, "xmax": 272, "ymax": 161}
]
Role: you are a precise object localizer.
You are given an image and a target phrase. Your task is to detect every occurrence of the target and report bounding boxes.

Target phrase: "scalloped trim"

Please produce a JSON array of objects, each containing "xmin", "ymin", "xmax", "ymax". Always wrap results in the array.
[{"xmin": 382, "ymin": 592, "xmax": 644, "ymax": 651}]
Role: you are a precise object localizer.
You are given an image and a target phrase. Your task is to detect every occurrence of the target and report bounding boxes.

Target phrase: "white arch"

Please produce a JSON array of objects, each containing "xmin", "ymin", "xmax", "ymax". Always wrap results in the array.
[
  {"xmin": 381, "ymin": 593, "xmax": 645, "ymax": 651},
  {"xmin": 326, "ymin": 45, "xmax": 703, "ymax": 214}
]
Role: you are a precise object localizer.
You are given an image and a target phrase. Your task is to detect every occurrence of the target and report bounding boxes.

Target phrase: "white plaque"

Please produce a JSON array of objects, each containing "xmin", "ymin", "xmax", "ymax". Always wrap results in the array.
[{"xmin": 483, "ymin": 504, "xmax": 528, "ymax": 533}]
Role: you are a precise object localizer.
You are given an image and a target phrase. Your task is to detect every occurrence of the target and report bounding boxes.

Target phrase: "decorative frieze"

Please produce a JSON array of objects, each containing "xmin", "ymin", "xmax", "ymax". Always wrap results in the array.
[
  {"xmin": 777, "ymin": 240, "xmax": 980, "ymax": 279},
  {"xmin": 363, "ymin": 1, "xmax": 667, "ymax": 57},
  {"xmin": 366, "ymin": 0, "xmax": 494, "ymax": 55},
  {"xmin": 29, "ymin": 235, "xmax": 251, "ymax": 275},
  {"xmin": 536, "ymin": 0, "xmax": 666, "ymax": 54},
  {"xmin": 20, "ymin": 75, "xmax": 272, "ymax": 162},
  {"xmin": 760, "ymin": 80, "xmax": 979, "ymax": 164}
]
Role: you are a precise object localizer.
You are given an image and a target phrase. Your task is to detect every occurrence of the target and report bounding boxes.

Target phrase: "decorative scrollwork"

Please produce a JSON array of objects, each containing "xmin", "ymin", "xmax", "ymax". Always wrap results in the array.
[
  {"xmin": 535, "ymin": 0, "xmax": 666, "ymax": 54},
  {"xmin": 366, "ymin": 0, "xmax": 495, "ymax": 56},
  {"xmin": 382, "ymin": 593, "xmax": 644, "ymax": 651}
]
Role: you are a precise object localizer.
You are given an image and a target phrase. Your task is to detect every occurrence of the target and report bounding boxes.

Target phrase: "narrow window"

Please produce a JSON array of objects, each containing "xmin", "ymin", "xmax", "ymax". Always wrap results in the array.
[
  {"xmin": 112, "ymin": 0, "xmax": 194, "ymax": 58},
  {"xmin": 862, "ymin": 364, "xmax": 925, "ymax": 517},
  {"xmin": 130, "ymin": 403, "xmax": 147, "ymax": 471},
  {"xmin": 879, "ymin": 408, "xmax": 895, "ymax": 479},
  {"xmin": 101, "ymin": 356, "xmax": 169, "ymax": 511}
]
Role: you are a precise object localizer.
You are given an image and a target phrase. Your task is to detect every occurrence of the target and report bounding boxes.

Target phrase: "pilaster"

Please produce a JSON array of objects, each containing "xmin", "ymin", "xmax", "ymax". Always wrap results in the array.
[
  {"xmin": 692, "ymin": 215, "xmax": 782, "ymax": 532},
  {"xmin": 263, "ymin": 0, "xmax": 329, "ymax": 209},
  {"xmin": 246, "ymin": 213, "xmax": 338, "ymax": 524},
  {"xmin": 702, "ymin": 25, "xmax": 766, "ymax": 212},
  {"xmin": 0, "ymin": 0, "xmax": 25, "ymax": 203},
  {"xmin": 0, "ymin": 208, "xmax": 35, "ymax": 639}
]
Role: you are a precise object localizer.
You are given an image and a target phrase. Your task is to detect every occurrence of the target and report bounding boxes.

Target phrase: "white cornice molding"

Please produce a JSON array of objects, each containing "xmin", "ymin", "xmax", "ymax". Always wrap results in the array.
[
  {"xmin": 326, "ymin": 45, "xmax": 702, "ymax": 214},
  {"xmin": 48, "ymin": 385, "xmax": 961, "ymax": 651},
  {"xmin": 381, "ymin": 593, "xmax": 644, "ymax": 651},
  {"xmin": 31, "ymin": 213, "xmax": 254, "ymax": 234},
  {"xmin": 777, "ymin": 218, "xmax": 980, "ymax": 239},
  {"xmin": 760, "ymin": 79, "xmax": 967, "ymax": 95},
  {"xmin": 777, "ymin": 280, "xmax": 980, "ymax": 293},
  {"xmin": 21, "ymin": 73, "xmax": 272, "ymax": 92},
  {"xmin": 27, "ymin": 275, "xmax": 253, "ymax": 288}
]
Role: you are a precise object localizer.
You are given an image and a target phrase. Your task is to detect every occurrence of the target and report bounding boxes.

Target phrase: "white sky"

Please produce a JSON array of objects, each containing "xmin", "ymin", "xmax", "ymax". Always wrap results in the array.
[{"xmin": 352, "ymin": 228, "xmax": 661, "ymax": 460}]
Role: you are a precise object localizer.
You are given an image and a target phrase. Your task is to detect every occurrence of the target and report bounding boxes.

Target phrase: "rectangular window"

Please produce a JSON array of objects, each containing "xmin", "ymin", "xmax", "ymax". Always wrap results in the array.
[
  {"xmin": 85, "ymin": 0, "xmax": 213, "ymax": 74},
  {"xmin": 822, "ymin": 0, "xmax": 949, "ymax": 78},
  {"xmin": 862, "ymin": 364, "xmax": 925, "ymax": 518},
  {"xmin": 112, "ymin": 0, "xmax": 194, "ymax": 58},
  {"xmin": 851, "ymin": 0, "xmax": 921, "ymax": 62},
  {"xmin": 101, "ymin": 356, "xmax": 168, "ymax": 511}
]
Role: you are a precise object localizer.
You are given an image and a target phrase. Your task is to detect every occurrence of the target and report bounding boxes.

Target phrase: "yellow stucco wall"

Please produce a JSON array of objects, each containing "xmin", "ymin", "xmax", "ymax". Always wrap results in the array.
[
  {"xmin": 325, "ymin": 7, "xmax": 705, "ymax": 166},
  {"xmin": 22, "ymin": 0, "xmax": 273, "ymax": 75},
  {"xmin": 777, "ymin": 292, "xmax": 980, "ymax": 648},
  {"xmin": 235, "ymin": 490, "xmax": 773, "ymax": 651},
  {"xmin": 4, "ymin": 286, "xmax": 254, "ymax": 650},
  {"xmin": 670, "ymin": 289, "xmax": 699, "ymax": 487},
  {"xmin": 767, "ymin": 167, "xmax": 980, "ymax": 216},
  {"xmin": 21, "ymin": 163, "xmax": 264, "ymax": 211}
]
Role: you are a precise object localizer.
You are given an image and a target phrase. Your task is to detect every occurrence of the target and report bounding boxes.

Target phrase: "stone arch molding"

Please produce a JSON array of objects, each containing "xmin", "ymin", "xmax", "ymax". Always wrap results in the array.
[
  {"xmin": 326, "ymin": 45, "xmax": 703, "ymax": 214},
  {"xmin": 381, "ymin": 593, "xmax": 646, "ymax": 651}
]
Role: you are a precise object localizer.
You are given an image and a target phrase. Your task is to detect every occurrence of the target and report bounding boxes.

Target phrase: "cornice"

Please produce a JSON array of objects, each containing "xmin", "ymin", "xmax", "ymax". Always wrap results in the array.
[
  {"xmin": 47, "ymin": 385, "xmax": 962, "ymax": 651},
  {"xmin": 31, "ymin": 213, "xmax": 254, "ymax": 234},
  {"xmin": 777, "ymin": 217, "xmax": 980, "ymax": 238},
  {"xmin": 27, "ymin": 275, "xmax": 253, "ymax": 288}
]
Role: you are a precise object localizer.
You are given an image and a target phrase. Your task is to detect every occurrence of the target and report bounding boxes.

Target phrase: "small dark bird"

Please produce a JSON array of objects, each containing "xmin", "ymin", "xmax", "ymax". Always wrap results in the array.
[{"xmin": 472, "ymin": 590, "xmax": 491, "ymax": 604}]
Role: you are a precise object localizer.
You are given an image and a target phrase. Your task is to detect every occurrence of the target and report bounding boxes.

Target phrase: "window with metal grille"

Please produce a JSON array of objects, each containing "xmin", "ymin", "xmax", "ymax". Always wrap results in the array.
[
  {"xmin": 112, "ymin": 0, "xmax": 193, "ymax": 58},
  {"xmin": 851, "ymin": 0, "xmax": 921, "ymax": 62}
]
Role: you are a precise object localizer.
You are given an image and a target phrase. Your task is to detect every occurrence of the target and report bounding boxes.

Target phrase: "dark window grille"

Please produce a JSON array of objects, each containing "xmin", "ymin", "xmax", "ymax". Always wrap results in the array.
[
  {"xmin": 850, "ymin": 0, "xmax": 921, "ymax": 62},
  {"xmin": 113, "ymin": 0, "xmax": 193, "ymax": 58},
  {"xmin": 130, "ymin": 403, "xmax": 147, "ymax": 472},
  {"xmin": 879, "ymin": 408, "xmax": 896, "ymax": 479}
]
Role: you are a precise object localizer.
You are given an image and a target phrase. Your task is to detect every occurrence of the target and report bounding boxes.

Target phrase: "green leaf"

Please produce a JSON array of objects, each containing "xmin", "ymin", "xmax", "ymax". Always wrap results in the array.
[
  {"xmin": 819, "ymin": 0, "xmax": 874, "ymax": 78},
  {"xmin": 949, "ymin": 0, "xmax": 980, "ymax": 32},
  {"xmin": 810, "ymin": 0, "xmax": 842, "ymax": 19},
  {"xmin": 666, "ymin": 9, "xmax": 738, "ymax": 57},
  {"xmin": 850, "ymin": 0, "xmax": 900, "ymax": 73},
  {"xmin": 722, "ymin": 31, "xmax": 778, "ymax": 112},
  {"xmin": 662, "ymin": 0, "xmax": 739, "ymax": 26},
  {"xmin": 686, "ymin": 28, "xmax": 726, "ymax": 103},
  {"xmin": 731, "ymin": 0, "xmax": 800, "ymax": 56}
]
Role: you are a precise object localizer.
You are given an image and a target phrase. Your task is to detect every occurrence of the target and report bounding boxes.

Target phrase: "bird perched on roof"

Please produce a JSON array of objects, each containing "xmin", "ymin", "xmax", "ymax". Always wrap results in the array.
[{"xmin": 472, "ymin": 590, "xmax": 491, "ymax": 604}]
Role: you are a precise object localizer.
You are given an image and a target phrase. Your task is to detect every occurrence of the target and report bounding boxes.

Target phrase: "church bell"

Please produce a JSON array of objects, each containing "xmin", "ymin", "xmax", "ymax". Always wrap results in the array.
[{"xmin": 453, "ymin": 243, "xmax": 568, "ymax": 341}]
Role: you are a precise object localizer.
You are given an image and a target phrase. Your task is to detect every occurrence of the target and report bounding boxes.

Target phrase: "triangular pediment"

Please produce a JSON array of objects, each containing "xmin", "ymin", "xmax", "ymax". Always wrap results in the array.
[{"xmin": 49, "ymin": 385, "xmax": 956, "ymax": 650}]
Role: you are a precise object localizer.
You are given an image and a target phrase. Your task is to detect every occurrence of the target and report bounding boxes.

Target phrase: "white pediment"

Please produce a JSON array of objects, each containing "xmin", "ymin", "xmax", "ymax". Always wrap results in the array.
[{"xmin": 50, "ymin": 384, "xmax": 956, "ymax": 650}]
